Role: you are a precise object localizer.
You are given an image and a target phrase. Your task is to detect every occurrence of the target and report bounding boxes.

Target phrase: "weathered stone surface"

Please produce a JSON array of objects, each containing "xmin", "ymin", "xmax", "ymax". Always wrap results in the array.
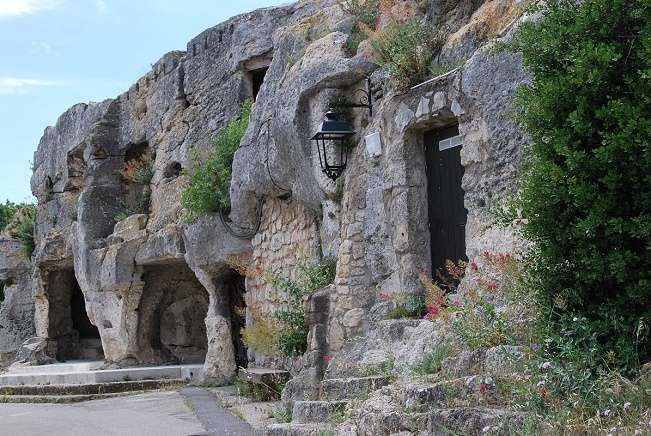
[
  {"xmin": 0, "ymin": 239, "xmax": 35, "ymax": 365},
  {"xmin": 292, "ymin": 400, "xmax": 348, "ymax": 424},
  {"xmin": 13, "ymin": 337, "xmax": 54, "ymax": 366},
  {"xmin": 5, "ymin": 6, "xmax": 536, "ymax": 436}
]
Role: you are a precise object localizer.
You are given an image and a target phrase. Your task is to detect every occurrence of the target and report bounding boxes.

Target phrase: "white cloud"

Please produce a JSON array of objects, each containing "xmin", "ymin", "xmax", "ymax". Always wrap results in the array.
[
  {"xmin": 0, "ymin": 0, "xmax": 62, "ymax": 18},
  {"xmin": 0, "ymin": 77, "xmax": 58, "ymax": 94},
  {"xmin": 95, "ymin": 0, "xmax": 107, "ymax": 13},
  {"xmin": 30, "ymin": 41, "xmax": 57, "ymax": 56}
]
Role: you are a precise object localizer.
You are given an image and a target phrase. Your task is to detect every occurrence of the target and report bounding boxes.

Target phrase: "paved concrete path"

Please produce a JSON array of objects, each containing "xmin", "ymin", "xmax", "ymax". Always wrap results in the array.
[
  {"xmin": 0, "ymin": 389, "xmax": 254, "ymax": 436},
  {"xmin": 181, "ymin": 387, "xmax": 254, "ymax": 435}
]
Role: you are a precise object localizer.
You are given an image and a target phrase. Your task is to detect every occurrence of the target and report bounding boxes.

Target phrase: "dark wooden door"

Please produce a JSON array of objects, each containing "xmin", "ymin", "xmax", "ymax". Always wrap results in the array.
[{"xmin": 425, "ymin": 126, "xmax": 468, "ymax": 284}]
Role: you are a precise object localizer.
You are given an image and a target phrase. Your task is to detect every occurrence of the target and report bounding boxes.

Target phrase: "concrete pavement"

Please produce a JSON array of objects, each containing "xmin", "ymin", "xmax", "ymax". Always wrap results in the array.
[{"xmin": 0, "ymin": 389, "xmax": 253, "ymax": 436}]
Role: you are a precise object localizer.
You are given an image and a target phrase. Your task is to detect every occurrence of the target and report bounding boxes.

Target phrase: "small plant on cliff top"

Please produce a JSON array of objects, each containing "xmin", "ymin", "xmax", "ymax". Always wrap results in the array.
[
  {"xmin": 0, "ymin": 201, "xmax": 28, "ymax": 232},
  {"xmin": 338, "ymin": 0, "xmax": 381, "ymax": 53},
  {"xmin": 6, "ymin": 205, "xmax": 36, "ymax": 259},
  {"xmin": 115, "ymin": 151, "xmax": 153, "ymax": 221},
  {"xmin": 182, "ymin": 100, "xmax": 252, "ymax": 223},
  {"xmin": 367, "ymin": 17, "xmax": 443, "ymax": 89}
]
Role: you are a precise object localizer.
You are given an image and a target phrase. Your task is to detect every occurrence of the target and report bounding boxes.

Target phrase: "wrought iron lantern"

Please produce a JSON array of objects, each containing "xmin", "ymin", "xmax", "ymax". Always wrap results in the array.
[
  {"xmin": 310, "ymin": 77, "xmax": 374, "ymax": 181},
  {"xmin": 310, "ymin": 110, "xmax": 355, "ymax": 181}
]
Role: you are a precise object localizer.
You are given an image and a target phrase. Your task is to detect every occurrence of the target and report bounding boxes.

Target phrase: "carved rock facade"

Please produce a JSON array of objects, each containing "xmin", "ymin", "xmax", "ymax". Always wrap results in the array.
[{"xmin": 0, "ymin": 0, "xmax": 530, "ymax": 394}]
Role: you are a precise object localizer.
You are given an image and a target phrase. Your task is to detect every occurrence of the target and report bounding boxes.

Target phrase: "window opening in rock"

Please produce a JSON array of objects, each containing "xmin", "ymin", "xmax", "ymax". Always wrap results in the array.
[
  {"xmin": 248, "ymin": 67, "xmax": 268, "ymax": 102},
  {"xmin": 124, "ymin": 142, "xmax": 150, "ymax": 163},
  {"xmin": 424, "ymin": 125, "xmax": 467, "ymax": 289},
  {"xmin": 163, "ymin": 162, "xmax": 182, "ymax": 179}
]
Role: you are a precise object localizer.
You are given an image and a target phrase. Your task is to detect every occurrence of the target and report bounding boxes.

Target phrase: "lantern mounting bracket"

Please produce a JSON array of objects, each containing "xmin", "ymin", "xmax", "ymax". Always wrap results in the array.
[{"xmin": 329, "ymin": 77, "xmax": 373, "ymax": 117}]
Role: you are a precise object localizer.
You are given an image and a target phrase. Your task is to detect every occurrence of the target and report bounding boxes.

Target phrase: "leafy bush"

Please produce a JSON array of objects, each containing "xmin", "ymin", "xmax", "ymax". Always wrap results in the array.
[
  {"xmin": 120, "ymin": 152, "xmax": 153, "ymax": 185},
  {"xmin": 115, "ymin": 151, "xmax": 153, "ymax": 222},
  {"xmin": 234, "ymin": 257, "xmax": 336, "ymax": 357},
  {"xmin": 182, "ymin": 100, "xmax": 252, "ymax": 222},
  {"xmin": 269, "ymin": 259, "xmax": 337, "ymax": 356},
  {"xmin": 367, "ymin": 18, "xmax": 442, "ymax": 89},
  {"xmin": 412, "ymin": 344, "xmax": 452, "ymax": 376},
  {"xmin": 506, "ymin": 0, "xmax": 651, "ymax": 372},
  {"xmin": 387, "ymin": 293, "xmax": 427, "ymax": 319},
  {"xmin": 451, "ymin": 293, "xmax": 514, "ymax": 349},
  {"xmin": 0, "ymin": 201, "xmax": 26, "ymax": 232},
  {"xmin": 6, "ymin": 205, "xmax": 37, "ymax": 259},
  {"xmin": 338, "ymin": 0, "xmax": 381, "ymax": 53},
  {"xmin": 241, "ymin": 319, "xmax": 280, "ymax": 356}
]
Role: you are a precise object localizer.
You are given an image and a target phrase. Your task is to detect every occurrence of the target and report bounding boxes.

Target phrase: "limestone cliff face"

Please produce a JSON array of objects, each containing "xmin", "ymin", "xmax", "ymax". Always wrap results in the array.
[
  {"xmin": 0, "ymin": 0, "xmax": 531, "ymax": 388},
  {"xmin": 0, "ymin": 239, "xmax": 34, "ymax": 365}
]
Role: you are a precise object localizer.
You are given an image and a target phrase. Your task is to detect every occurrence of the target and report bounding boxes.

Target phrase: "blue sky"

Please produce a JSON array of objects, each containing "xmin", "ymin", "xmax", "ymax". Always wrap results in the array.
[{"xmin": 0, "ymin": 0, "xmax": 286, "ymax": 204}]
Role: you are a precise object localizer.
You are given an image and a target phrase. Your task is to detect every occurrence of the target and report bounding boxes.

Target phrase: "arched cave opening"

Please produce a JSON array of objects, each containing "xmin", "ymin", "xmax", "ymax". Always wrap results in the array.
[
  {"xmin": 139, "ymin": 262, "xmax": 209, "ymax": 364},
  {"xmin": 47, "ymin": 268, "xmax": 103, "ymax": 361}
]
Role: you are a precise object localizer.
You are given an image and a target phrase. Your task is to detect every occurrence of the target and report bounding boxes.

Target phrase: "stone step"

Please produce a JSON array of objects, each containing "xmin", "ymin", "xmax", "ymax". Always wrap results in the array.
[
  {"xmin": 0, "ymin": 378, "xmax": 185, "ymax": 396},
  {"xmin": 292, "ymin": 400, "xmax": 348, "ymax": 424},
  {"xmin": 427, "ymin": 407, "xmax": 526, "ymax": 435},
  {"xmin": 8, "ymin": 360, "xmax": 104, "ymax": 374},
  {"xmin": 375, "ymin": 319, "xmax": 424, "ymax": 343},
  {"xmin": 0, "ymin": 392, "xmax": 140, "ymax": 404},
  {"xmin": 0, "ymin": 363, "xmax": 202, "ymax": 386},
  {"xmin": 265, "ymin": 423, "xmax": 334, "ymax": 436},
  {"xmin": 405, "ymin": 375, "xmax": 497, "ymax": 411},
  {"xmin": 320, "ymin": 375, "xmax": 392, "ymax": 400},
  {"xmin": 239, "ymin": 367, "xmax": 290, "ymax": 386}
]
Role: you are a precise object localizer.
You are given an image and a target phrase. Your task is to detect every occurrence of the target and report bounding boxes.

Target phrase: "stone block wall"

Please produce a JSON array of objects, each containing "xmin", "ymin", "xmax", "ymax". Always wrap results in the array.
[{"xmin": 246, "ymin": 197, "xmax": 322, "ymax": 366}]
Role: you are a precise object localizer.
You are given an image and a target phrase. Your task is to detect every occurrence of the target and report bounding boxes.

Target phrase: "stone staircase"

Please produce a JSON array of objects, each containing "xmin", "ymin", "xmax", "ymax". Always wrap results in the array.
[
  {"xmin": 0, "ymin": 360, "xmax": 200, "ymax": 403},
  {"xmin": 0, "ymin": 379, "xmax": 185, "ymax": 403},
  {"xmin": 264, "ymin": 317, "xmax": 527, "ymax": 435},
  {"xmin": 266, "ymin": 374, "xmax": 393, "ymax": 435}
]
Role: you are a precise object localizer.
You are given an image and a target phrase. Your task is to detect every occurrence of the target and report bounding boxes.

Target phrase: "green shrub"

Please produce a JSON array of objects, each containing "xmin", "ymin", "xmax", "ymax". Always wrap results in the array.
[
  {"xmin": 507, "ymin": 0, "xmax": 651, "ymax": 373},
  {"xmin": 271, "ymin": 259, "xmax": 337, "ymax": 356},
  {"xmin": 338, "ymin": 0, "xmax": 381, "ymax": 54},
  {"xmin": 388, "ymin": 293, "xmax": 427, "ymax": 319},
  {"xmin": 182, "ymin": 100, "xmax": 252, "ymax": 222},
  {"xmin": 115, "ymin": 151, "xmax": 153, "ymax": 222},
  {"xmin": 7, "ymin": 205, "xmax": 36, "ymax": 259},
  {"xmin": 412, "ymin": 344, "xmax": 452, "ymax": 375},
  {"xmin": 369, "ymin": 18, "xmax": 442, "ymax": 89},
  {"xmin": 0, "ymin": 201, "xmax": 25, "ymax": 232},
  {"xmin": 451, "ymin": 294, "xmax": 514, "ymax": 349},
  {"xmin": 241, "ymin": 319, "xmax": 280, "ymax": 356},
  {"xmin": 234, "ymin": 376, "xmax": 286, "ymax": 401}
]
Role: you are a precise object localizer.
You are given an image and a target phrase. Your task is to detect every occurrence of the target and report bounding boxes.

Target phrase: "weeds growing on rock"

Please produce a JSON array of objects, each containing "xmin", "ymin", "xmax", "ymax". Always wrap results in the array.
[
  {"xmin": 412, "ymin": 344, "xmax": 453, "ymax": 376},
  {"xmin": 272, "ymin": 405, "xmax": 292, "ymax": 423},
  {"xmin": 115, "ymin": 150, "xmax": 153, "ymax": 221},
  {"xmin": 181, "ymin": 100, "xmax": 251, "ymax": 222},
  {"xmin": 235, "ymin": 377, "xmax": 285, "ymax": 402},
  {"xmin": 233, "ymin": 255, "xmax": 337, "ymax": 357},
  {"xmin": 6, "ymin": 205, "xmax": 37, "ymax": 258},
  {"xmin": 366, "ymin": 18, "xmax": 443, "ymax": 89}
]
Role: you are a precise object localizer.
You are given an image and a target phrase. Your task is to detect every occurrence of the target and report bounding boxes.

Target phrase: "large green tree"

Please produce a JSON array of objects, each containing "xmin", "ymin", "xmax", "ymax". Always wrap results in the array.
[{"xmin": 510, "ymin": 0, "xmax": 651, "ymax": 371}]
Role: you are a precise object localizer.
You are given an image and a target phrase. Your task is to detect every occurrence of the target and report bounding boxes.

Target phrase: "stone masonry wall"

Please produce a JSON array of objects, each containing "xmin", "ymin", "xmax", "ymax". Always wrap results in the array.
[{"xmin": 246, "ymin": 197, "xmax": 321, "ymax": 367}]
